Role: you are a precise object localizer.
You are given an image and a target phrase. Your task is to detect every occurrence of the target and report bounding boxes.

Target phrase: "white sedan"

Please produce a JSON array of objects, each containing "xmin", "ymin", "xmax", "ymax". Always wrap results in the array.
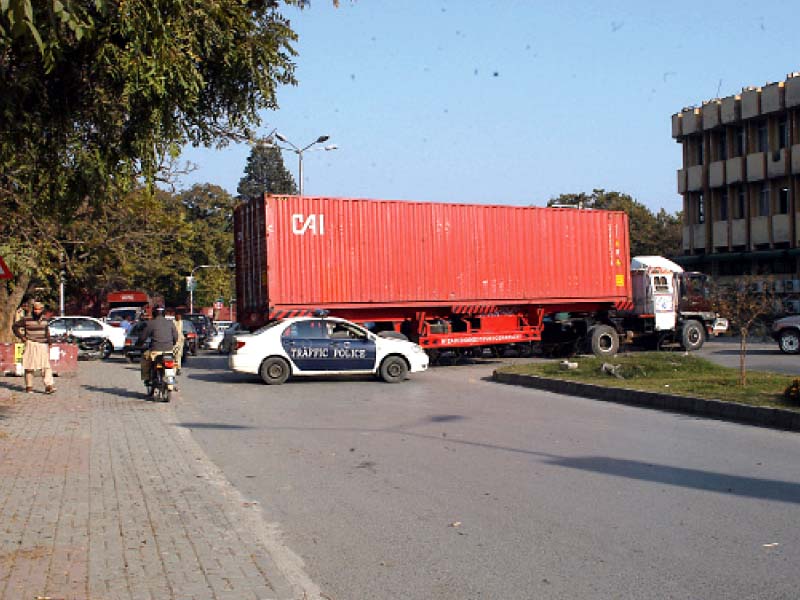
[
  {"xmin": 48, "ymin": 316, "xmax": 128, "ymax": 355},
  {"xmin": 229, "ymin": 316, "xmax": 429, "ymax": 384}
]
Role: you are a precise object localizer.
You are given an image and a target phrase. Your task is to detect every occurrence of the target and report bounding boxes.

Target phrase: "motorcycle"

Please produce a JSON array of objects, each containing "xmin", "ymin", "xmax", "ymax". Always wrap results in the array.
[
  {"xmin": 53, "ymin": 334, "xmax": 111, "ymax": 360},
  {"xmin": 145, "ymin": 352, "xmax": 177, "ymax": 402}
]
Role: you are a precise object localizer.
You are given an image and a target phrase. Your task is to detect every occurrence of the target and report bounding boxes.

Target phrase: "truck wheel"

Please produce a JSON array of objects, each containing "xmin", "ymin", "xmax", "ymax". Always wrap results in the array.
[
  {"xmin": 680, "ymin": 320, "xmax": 705, "ymax": 351},
  {"xmin": 379, "ymin": 356, "xmax": 408, "ymax": 383},
  {"xmin": 260, "ymin": 357, "xmax": 291, "ymax": 385},
  {"xmin": 778, "ymin": 329, "xmax": 800, "ymax": 354},
  {"xmin": 589, "ymin": 325, "xmax": 619, "ymax": 358}
]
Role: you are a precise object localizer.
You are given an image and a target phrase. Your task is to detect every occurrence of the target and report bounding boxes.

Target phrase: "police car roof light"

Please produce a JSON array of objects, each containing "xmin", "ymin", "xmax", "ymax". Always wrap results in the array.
[{"xmin": 312, "ymin": 309, "xmax": 330, "ymax": 318}]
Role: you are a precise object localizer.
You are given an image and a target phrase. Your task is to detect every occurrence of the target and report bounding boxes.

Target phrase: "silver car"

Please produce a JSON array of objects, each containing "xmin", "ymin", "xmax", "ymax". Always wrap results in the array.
[{"xmin": 772, "ymin": 315, "xmax": 800, "ymax": 354}]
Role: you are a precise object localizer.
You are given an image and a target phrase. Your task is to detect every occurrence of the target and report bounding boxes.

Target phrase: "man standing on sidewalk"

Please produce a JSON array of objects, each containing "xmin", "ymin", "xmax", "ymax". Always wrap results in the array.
[{"xmin": 12, "ymin": 301, "xmax": 56, "ymax": 394}]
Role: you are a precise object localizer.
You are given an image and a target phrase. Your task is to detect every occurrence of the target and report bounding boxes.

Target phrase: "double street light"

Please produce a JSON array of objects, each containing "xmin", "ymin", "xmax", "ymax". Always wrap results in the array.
[{"xmin": 271, "ymin": 133, "xmax": 338, "ymax": 196}]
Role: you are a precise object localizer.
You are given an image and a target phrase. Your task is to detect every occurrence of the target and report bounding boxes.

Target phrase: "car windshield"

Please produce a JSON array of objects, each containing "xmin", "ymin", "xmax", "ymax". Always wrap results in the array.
[
  {"xmin": 108, "ymin": 309, "xmax": 138, "ymax": 321},
  {"xmin": 253, "ymin": 320, "xmax": 282, "ymax": 335}
]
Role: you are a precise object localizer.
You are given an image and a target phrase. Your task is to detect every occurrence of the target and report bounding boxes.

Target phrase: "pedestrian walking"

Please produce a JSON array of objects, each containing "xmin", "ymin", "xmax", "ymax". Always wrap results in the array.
[
  {"xmin": 173, "ymin": 313, "xmax": 185, "ymax": 374},
  {"xmin": 12, "ymin": 300, "xmax": 56, "ymax": 394}
]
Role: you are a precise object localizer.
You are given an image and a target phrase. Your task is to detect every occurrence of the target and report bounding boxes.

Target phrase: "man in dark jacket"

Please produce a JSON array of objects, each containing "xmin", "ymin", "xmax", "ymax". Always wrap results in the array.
[{"xmin": 138, "ymin": 306, "xmax": 178, "ymax": 384}]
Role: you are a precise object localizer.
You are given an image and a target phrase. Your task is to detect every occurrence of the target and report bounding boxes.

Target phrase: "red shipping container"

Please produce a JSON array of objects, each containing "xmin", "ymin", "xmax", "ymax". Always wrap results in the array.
[{"xmin": 235, "ymin": 196, "xmax": 631, "ymax": 325}]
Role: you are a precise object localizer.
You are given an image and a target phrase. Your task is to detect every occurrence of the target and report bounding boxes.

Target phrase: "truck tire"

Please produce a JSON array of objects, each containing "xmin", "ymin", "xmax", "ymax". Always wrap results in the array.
[
  {"xmin": 379, "ymin": 355, "xmax": 408, "ymax": 383},
  {"xmin": 680, "ymin": 320, "xmax": 705, "ymax": 351},
  {"xmin": 260, "ymin": 357, "xmax": 291, "ymax": 385},
  {"xmin": 589, "ymin": 325, "xmax": 619, "ymax": 358},
  {"xmin": 778, "ymin": 329, "xmax": 800, "ymax": 354}
]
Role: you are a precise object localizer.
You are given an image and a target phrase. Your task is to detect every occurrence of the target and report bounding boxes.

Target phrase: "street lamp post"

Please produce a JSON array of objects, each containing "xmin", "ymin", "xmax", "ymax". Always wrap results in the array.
[
  {"xmin": 188, "ymin": 263, "xmax": 235, "ymax": 314},
  {"xmin": 273, "ymin": 133, "xmax": 338, "ymax": 196}
]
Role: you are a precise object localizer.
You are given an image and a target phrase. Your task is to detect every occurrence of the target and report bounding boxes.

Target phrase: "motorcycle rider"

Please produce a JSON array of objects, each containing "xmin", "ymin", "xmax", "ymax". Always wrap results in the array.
[{"xmin": 138, "ymin": 305, "xmax": 178, "ymax": 388}]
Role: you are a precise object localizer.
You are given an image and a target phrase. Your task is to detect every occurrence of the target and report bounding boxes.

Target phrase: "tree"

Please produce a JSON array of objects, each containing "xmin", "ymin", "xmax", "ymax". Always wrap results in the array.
[
  {"xmin": 712, "ymin": 276, "xmax": 778, "ymax": 386},
  {"xmin": 237, "ymin": 140, "xmax": 298, "ymax": 200},
  {"xmin": 178, "ymin": 184, "xmax": 237, "ymax": 308},
  {"xmin": 0, "ymin": 0, "xmax": 302, "ymax": 341},
  {"xmin": 547, "ymin": 190, "xmax": 682, "ymax": 257}
]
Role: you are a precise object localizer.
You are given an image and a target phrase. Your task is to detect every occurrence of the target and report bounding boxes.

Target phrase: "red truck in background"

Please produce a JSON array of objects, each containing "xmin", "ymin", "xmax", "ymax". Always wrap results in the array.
[
  {"xmin": 104, "ymin": 290, "xmax": 156, "ymax": 324},
  {"xmin": 235, "ymin": 195, "xmax": 656, "ymax": 359}
]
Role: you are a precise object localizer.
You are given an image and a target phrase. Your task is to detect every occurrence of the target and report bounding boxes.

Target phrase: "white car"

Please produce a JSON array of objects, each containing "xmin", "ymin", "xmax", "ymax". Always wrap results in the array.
[
  {"xmin": 206, "ymin": 326, "xmax": 225, "ymax": 351},
  {"xmin": 229, "ymin": 316, "xmax": 429, "ymax": 384},
  {"xmin": 48, "ymin": 316, "xmax": 128, "ymax": 355}
]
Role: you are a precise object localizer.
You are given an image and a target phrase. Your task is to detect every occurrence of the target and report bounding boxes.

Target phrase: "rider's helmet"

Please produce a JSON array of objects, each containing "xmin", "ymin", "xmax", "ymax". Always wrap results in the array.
[{"xmin": 153, "ymin": 305, "xmax": 166, "ymax": 316}]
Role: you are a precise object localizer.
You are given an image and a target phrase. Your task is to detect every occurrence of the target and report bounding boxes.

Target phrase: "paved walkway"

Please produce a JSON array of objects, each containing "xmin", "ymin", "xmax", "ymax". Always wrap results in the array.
[{"xmin": 0, "ymin": 366, "xmax": 318, "ymax": 600}]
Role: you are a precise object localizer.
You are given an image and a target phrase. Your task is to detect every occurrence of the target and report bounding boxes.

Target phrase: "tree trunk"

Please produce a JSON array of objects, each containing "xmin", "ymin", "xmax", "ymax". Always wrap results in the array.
[
  {"xmin": 0, "ymin": 274, "xmax": 31, "ymax": 343},
  {"xmin": 739, "ymin": 328, "xmax": 747, "ymax": 386}
]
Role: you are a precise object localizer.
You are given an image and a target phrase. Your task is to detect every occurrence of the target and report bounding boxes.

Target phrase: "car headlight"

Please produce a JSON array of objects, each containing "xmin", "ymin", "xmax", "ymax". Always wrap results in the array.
[{"xmin": 411, "ymin": 344, "xmax": 426, "ymax": 354}]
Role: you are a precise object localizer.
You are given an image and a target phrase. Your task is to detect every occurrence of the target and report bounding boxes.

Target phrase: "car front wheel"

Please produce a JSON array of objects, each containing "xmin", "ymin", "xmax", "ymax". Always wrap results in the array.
[
  {"xmin": 260, "ymin": 357, "xmax": 291, "ymax": 385},
  {"xmin": 778, "ymin": 329, "xmax": 800, "ymax": 354},
  {"xmin": 379, "ymin": 355, "xmax": 408, "ymax": 383}
]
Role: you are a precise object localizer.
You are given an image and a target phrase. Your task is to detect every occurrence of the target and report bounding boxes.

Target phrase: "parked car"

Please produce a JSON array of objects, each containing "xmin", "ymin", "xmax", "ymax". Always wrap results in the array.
[
  {"xmin": 123, "ymin": 321, "xmax": 148, "ymax": 362},
  {"xmin": 772, "ymin": 315, "xmax": 800, "ymax": 354},
  {"xmin": 124, "ymin": 319, "xmax": 197, "ymax": 362},
  {"xmin": 183, "ymin": 313, "xmax": 212, "ymax": 348},
  {"xmin": 218, "ymin": 322, "xmax": 246, "ymax": 354},
  {"xmin": 48, "ymin": 316, "xmax": 127, "ymax": 358},
  {"xmin": 181, "ymin": 319, "xmax": 199, "ymax": 356},
  {"xmin": 228, "ymin": 315, "xmax": 429, "ymax": 384},
  {"xmin": 214, "ymin": 320, "xmax": 234, "ymax": 332},
  {"xmin": 206, "ymin": 325, "xmax": 225, "ymax": 351}
]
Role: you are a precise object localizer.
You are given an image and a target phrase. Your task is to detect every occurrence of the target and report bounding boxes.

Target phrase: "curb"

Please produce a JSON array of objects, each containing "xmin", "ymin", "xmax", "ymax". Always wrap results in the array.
[{"xmin": 492, "ymin": 371, "xmax": 800, "ymax": 433}]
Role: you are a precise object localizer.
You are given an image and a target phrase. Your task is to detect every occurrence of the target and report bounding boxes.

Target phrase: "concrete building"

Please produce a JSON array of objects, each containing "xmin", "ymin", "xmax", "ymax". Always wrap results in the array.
[{"xmin": 672, "ymin": 72, "xmax": 800, "ymax": 294}]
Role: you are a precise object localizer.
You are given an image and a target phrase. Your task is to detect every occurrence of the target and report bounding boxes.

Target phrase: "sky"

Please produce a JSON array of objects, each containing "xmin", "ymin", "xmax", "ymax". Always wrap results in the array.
[{"xmin": 177, "ymin": 0, "xmax": 800, "ymax": 214}]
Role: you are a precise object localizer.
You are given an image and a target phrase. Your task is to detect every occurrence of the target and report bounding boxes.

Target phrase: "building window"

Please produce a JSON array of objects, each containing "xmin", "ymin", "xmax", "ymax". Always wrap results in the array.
[
  {"xmin": 759, "ymin": 184, "xmax": 770, "ymax": 217},
  {"xmin": 692, "ymin": 138, "xmax": 704, "ymax": 166},
  {"xmin": 779, "ymin": 118, "xmax": 788, "ymax": 150},
  {"xmin": 778, "ymin": 187, "xmax": 789, "ymax": 214},
  {"xmin": 757, "ymin": 121, "xmax": 768, "ymax": 153},
  {"xmin": 717, "ymin": 130, "xmax": 727, "ymax": 161},
  {"xmin": 719, "ymin": 190, "xmax": 728, "ymax": 221},
  {"xmin": 737, "ymin": 187, "xmax": 746, "ymax": 219},
  {"xmin": 735, "ymin": 126, "xmax": 745, "ymax": 157}
]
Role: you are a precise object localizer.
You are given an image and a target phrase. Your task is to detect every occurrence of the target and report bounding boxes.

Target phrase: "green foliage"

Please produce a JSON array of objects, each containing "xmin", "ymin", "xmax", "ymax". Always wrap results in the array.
[
  {"xmin": 0, "ymin": 0, "xmax": 301, "ymax": 338},
  {"xmin": 177, "ymin": 184, "xmax": 236, "ymax": 307},
  {"xmin": 548, "ymin": 190, "xmax": 682, "ymax": 257},
  {"xmin": 237, "ymin": 140, "xmax": 298, "ymax": 199}
]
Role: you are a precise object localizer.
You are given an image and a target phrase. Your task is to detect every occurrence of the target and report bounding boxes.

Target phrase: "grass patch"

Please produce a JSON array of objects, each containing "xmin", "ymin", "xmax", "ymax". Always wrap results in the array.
[{"xmin": 498, "ymin": 352, "xmax": 800, "ymax": 412}]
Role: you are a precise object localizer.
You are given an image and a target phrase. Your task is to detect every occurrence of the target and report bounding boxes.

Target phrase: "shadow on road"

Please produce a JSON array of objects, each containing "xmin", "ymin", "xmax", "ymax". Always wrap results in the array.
[
  {"xmin": 544, "ymin": 455, "xmax": 800, "ymax": 506},
  {"xmin": 82, "ymin": 384, "xmax": 148, "ymax": 401},
  {"xmin": 173, "ymin": 422, "xmax": 254, "ymax": 430},
  {"xmin": 245, "ymin": 417, "xmax": 800, "ymax": 505}
]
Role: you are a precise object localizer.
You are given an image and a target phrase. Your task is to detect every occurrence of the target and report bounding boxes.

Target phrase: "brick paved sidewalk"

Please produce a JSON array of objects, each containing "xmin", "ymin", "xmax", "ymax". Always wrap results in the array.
[{"xmin": 0, "ymin": 369, "xmax": 317, "ymax": 600}]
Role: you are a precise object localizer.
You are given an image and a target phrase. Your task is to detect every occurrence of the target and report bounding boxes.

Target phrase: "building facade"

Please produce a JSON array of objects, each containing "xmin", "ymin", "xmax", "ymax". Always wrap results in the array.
[{"xmin": 672, "ymin": 73, "xmax": 800, "ymax": 289}]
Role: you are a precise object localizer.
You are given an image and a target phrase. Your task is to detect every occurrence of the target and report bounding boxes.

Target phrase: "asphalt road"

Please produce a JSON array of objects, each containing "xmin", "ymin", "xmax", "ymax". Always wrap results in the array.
[{"xmin": 131, "ymin": 343, "xmax": 800, "ymax": 600}]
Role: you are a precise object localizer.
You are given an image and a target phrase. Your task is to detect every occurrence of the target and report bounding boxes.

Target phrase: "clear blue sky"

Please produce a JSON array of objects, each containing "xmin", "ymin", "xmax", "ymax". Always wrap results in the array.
[{"xmin": 178, "ymin": 1, "xmax": 799, "ymax": 214}]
